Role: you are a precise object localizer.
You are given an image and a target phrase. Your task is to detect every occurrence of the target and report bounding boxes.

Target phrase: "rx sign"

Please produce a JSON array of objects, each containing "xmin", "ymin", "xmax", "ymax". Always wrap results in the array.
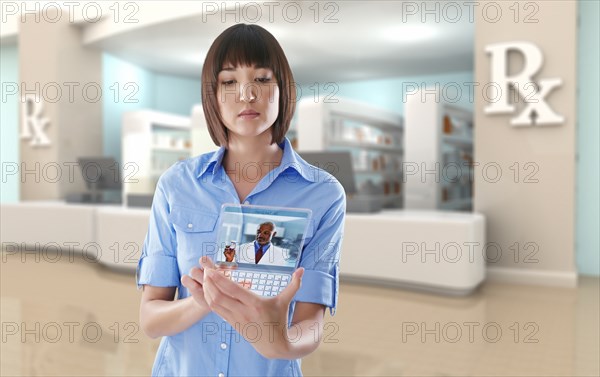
[
  {"xmin": 485, "ymin": 41, "xmax": 565, "ymax": 126},
  {"xmin": 21, "ymin": 95, "xmax": 51, "ymax": 147}
]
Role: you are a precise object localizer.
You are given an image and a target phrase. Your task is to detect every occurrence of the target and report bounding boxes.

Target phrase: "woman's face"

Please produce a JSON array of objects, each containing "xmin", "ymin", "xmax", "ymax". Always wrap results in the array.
[{"xmin": 216, "ymin": 64, "xmax": 280, "ymax": 141}]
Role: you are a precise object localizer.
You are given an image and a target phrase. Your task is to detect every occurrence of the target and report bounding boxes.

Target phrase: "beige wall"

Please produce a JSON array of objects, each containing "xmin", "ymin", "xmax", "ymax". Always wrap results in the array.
[
  {"xmin": 19, "ymin": 12, "xmax": 103, "ymax": 200},
  {"xmin": 474, "ymin": 1, "xmax": 577, "ymax": 284}
]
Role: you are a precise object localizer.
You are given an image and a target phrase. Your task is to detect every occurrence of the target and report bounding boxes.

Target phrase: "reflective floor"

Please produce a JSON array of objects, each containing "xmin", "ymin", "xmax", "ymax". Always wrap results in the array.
[{"xmin": 1, "ymin": 251, "xmax": 598, "ymax": 376}]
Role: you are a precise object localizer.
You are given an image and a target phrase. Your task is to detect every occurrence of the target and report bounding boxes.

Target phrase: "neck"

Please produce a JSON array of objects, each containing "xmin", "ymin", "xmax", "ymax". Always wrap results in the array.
[{"xmin": 223, "ymin": 132, "xmax": 283, "ymax": 174}]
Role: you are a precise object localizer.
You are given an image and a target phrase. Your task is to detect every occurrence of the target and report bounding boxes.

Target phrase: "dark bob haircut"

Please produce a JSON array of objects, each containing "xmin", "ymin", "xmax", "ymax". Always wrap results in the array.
[{"xmin": 201, "ymin": 24, "xmax": 296, "ymax": 147}]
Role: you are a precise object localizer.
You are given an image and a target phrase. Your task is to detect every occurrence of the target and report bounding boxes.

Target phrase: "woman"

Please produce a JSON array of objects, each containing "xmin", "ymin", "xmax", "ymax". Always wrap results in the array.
[{"xmin": 137, "ymin": 24, "xmax": 346, "ymax": 376}]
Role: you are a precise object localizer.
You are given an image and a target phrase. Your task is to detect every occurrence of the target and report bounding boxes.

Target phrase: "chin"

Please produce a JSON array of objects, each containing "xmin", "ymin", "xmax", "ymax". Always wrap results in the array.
[{"xmin": 229, "ymin": 126, "xmax": 273, "ymax": 139}]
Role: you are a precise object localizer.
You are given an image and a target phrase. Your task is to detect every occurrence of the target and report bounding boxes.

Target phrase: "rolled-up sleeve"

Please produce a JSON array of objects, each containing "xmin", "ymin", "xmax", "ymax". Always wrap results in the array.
[
  {"xmin": 136, "ymin": 177, "xmax": 180, "ymax": 289},
  {"xmin": 294, "ymin": 186, "xmax": 346, "ymax": 315}
]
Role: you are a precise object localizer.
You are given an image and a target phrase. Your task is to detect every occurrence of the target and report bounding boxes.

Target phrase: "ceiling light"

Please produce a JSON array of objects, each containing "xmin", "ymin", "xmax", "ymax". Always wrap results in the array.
[{"xmin": 382, "ymin": 24, "xmax": 437, "ymax": 43}]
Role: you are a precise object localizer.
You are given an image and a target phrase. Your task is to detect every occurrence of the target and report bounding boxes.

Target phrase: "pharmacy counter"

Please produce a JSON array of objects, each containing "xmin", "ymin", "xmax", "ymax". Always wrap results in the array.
[
  {"xmin": 1, "ymin": 202, "xmax": 485, "ymax": 294},
  {"xmin": 343, "ymin": 210, "xmax": 485, "ymax": 294}
]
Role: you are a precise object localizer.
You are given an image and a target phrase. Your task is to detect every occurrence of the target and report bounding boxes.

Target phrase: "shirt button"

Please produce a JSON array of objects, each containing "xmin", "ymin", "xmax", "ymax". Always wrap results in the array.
[
  {"xmin": 218, "ymin": 373, "xmax": 225, "ymax": 377},
  {"xmin": 187, "ymin": 223, "xmax": 193, "ymax": 229},
  {"xmin": 220, "ymin": 342, "xmax": 227, "ymax": 350},
  {"xmin": 243, "ymin": 200, "xmax": 250, "ymax": 205}
]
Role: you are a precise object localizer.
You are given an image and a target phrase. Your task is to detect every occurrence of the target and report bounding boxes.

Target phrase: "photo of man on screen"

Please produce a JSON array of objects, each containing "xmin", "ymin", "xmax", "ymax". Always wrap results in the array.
[{"xmin": 238, "ymin": 222, "xmax": 289, "ymax": 266}]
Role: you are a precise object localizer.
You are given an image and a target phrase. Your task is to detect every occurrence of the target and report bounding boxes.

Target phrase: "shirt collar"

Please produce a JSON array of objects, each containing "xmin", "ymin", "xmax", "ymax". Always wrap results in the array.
[
  {"xmin": 196, "ymin": 137, "xmax": 317, "ymax": 183},
  {"xmin": 196, "ymin": 143, "xmax": 226, "ymax": 178},
  {"xmin": 254, "ymin": 240, "xmax": 271, "ymax": 251}
]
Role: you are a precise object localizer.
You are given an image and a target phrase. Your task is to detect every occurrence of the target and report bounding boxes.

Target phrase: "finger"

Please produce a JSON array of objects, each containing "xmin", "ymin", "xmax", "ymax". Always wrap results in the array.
[
  {"xmin": 199, "ymin": 256, "xmax": 216, "ymax": 270},
  {"xmin": 202, "ymin": 277, "xmax": 236, "ymax": 322},
  {"xmin": 189, "ymin": 267, "xmax": 204, "ymax": 284},
  {"xmin": 278, "ymin": 267, "xmax": 304, "ymax": 302},
  {"xmin": 204, "ymin": 269, "xmax": 247, "ymax": 302},
  {"xmin": 181, "ymin": 274, "xmax": 203, "ymax": 294},
  {"xmin": 206, "ymin": 268, "xmax": 259, "ymax": 304},
  {"xmin": 203, "ymin": 270, "xmax": 245, "ymax": 317},
  {"xmin": 201, "ymin": 273, "xmax": 218, "ymax": 307}
]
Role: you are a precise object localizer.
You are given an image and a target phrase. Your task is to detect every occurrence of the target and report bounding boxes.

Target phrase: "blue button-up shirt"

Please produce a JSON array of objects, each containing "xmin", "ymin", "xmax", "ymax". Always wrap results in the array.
[{"xmin": 136, "ymin": 137, "xmax": 346, "ymax": 377}]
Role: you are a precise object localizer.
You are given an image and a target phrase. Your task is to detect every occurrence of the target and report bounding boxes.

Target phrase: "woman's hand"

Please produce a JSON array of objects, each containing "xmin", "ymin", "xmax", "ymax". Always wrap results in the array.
[
  {"xmin": 200, "ymin": 256, "xmax": 304, "ymax": 359},
  {"xmin": 180, "ymin": 258, "xmax": 213, "ymax": 310}
]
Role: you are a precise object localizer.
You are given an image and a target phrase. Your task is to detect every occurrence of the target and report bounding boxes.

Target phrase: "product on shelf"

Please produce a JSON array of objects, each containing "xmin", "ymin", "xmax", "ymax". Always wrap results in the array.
[
  {"xmin": 442, "ymin": 187, "xmax": 449, "ymax": 202},
  {"xmin": 460, "ymin": 151, "xmax": 473, "ymax": 165},
  {"xmin": 355, "ymin": 128, "xmax": 363, "ymax": 142},
  {"xmin": 443, "ymin": 115, "xmax": 453, "ymax": 134}
]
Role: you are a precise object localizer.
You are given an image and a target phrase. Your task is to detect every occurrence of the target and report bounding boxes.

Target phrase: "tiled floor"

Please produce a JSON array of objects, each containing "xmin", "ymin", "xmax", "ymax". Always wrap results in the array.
[{"xmin": 1, "ymin": 251, "xmax": 598, "ymax": 376}]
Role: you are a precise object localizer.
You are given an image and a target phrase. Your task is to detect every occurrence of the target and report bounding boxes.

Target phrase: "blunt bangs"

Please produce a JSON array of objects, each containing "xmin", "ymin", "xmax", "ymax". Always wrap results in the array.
[{"xmin": 201, "ymin": 24, "xmax": 296, "ymax": 147}]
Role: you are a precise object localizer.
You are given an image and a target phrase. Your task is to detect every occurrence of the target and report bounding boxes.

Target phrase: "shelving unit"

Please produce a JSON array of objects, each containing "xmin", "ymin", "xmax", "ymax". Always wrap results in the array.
[
  {"xmin": 404, "ymin": 89, "xmax": 474, "ymax": 211},
  {"xmin": 121, "ymin": 110, "xmax": 192, "ymax": 205},
  {"xmin": 190, "ymin": 105, "xmax": 219, "ymax": 156},
  {"xmin": 296, "ymin": 97, "xmax": 404, "ymax": 210}
]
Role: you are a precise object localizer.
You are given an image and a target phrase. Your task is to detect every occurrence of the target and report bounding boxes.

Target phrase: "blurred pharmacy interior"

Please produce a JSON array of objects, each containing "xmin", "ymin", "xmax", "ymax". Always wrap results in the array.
[{"xmin": 1, "ymin": 1, "xmax": 598, "ymax": 376}]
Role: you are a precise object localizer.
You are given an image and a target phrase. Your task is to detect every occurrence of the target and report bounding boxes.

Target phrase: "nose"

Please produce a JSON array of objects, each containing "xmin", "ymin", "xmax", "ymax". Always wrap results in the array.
[{"xmin": 240, "ymin": 82, "xmax": 258, "ymax": 103}]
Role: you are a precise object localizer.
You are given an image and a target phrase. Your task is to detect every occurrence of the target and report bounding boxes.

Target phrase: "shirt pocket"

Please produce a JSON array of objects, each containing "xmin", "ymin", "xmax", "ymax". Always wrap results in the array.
[{"xmin": 169, "ymin": 205, "xmax": 220, "ymax": 265}]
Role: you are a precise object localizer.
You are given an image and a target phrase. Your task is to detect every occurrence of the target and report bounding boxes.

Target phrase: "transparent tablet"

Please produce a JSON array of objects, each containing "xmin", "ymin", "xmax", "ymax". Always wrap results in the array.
[{"xmin": 214, "ymin": 203, "xmax": 313, "ymax": 296}]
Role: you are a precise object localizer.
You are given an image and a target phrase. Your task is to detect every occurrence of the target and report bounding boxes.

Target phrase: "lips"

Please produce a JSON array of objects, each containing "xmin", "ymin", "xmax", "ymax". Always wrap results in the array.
[{"xmin": 239, "ymin": 109, "xmax": 259, "ymax": 116}]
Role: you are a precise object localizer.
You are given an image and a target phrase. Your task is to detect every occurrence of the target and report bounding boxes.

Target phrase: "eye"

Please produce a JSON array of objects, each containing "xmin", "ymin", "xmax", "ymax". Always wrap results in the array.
[
  {"xmin": 220, "ymin": 79, "xmax": 235, "ymax": 86},
  {"xmin": 256, "ymin": 77, "xmax": 272, "ymax": 83}
]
